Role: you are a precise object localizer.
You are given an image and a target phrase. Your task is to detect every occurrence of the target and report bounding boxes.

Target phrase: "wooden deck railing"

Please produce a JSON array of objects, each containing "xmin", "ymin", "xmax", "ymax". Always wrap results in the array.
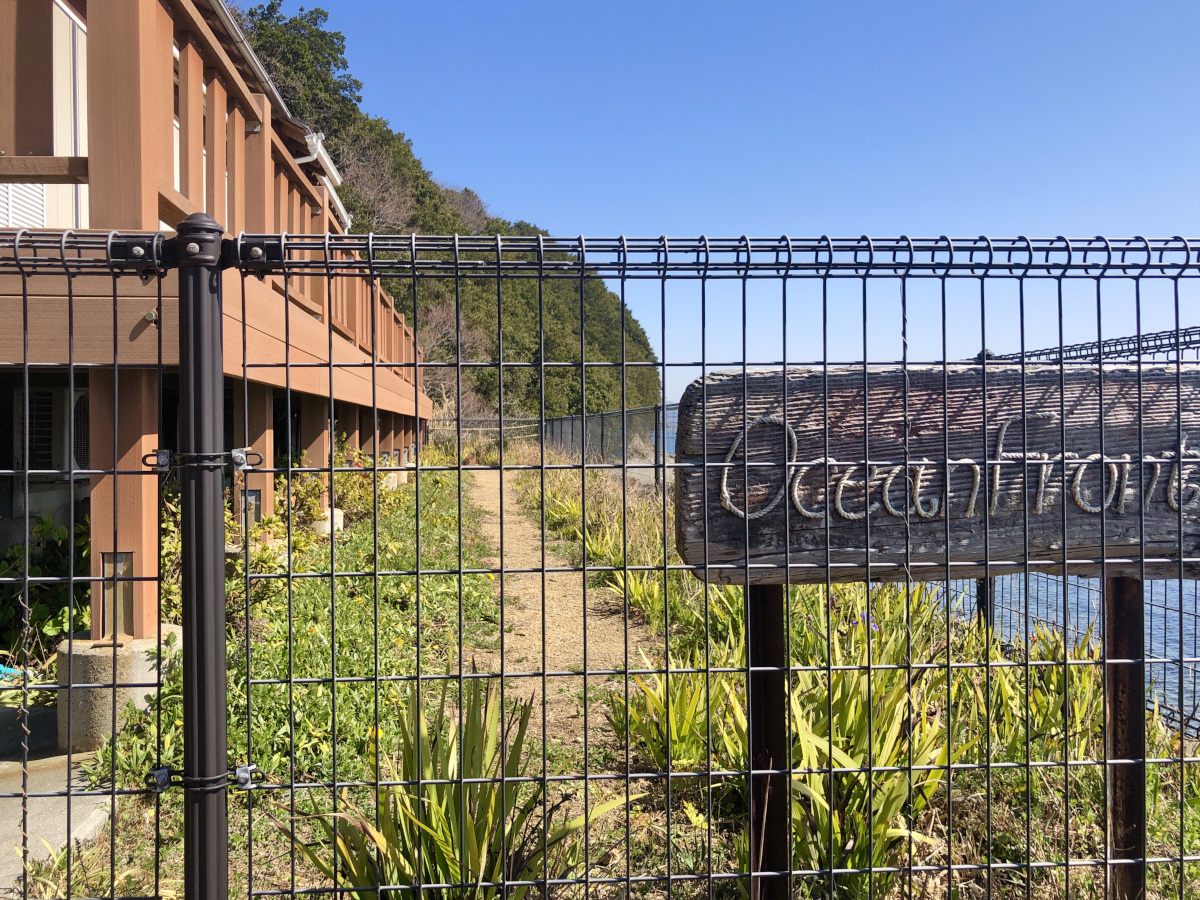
[
  {"xmin": 2, "ymin": 0, "xmax": 423, "ymax": 389},
  {"xmin": 160, "ymin": 0, "xmax": 419, "ymax": 382}
]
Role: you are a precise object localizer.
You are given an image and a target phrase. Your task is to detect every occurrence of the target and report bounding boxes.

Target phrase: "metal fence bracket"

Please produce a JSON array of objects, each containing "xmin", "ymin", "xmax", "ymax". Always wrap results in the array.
[{"xmin": 234, "ymin": 763, "xmax": 263, "ymax": 791}]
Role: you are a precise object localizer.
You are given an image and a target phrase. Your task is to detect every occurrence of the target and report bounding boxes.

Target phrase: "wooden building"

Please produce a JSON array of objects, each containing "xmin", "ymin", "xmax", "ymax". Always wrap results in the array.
[{"xmin": 0, "ymin": 0, "xmax": 431, "ymax": 640}]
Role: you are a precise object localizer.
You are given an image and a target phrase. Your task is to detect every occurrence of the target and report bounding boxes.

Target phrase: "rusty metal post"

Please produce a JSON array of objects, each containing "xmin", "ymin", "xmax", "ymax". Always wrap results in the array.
[
  {"xmin": 654, "ymin": 403, "xmax": 662, "ymax": 490},
  {"xmin": 1105, "ymin": 575, "xmax": 1146, "ymax": 900},
  {"xmin": 747, "ymin": 583, "xmax": 789, "ymax": 900}
]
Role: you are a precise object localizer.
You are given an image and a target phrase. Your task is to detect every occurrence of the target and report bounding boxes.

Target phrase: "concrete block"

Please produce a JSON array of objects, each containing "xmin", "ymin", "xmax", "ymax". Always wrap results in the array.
[
  {"xmin": 315, "ymin": 507, "xmax": 344, "ymax": 534},
  {"xmin": 55, "ymin": 624, "xmax": 182, "ymax": 753},
  {"xmin": 383, "ymin": 470, "xmax": 410, "ymax": 489}
]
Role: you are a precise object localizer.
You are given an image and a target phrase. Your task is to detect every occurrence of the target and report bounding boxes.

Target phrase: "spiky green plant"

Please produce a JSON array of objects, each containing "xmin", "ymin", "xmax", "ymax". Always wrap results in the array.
[
  {"xmin": 276, "ymin": 674, "xmax": 632, "ymax": 899},
  {"xmin": 732, "ymin": 583, "xmax": 956, "ymax": 900}
]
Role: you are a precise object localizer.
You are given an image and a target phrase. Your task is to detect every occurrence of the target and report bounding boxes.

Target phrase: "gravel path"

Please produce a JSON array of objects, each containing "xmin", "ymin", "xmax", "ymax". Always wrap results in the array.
[{"xmin": 467, "ymin": 468, "xmax": 650, "ymax": 748}]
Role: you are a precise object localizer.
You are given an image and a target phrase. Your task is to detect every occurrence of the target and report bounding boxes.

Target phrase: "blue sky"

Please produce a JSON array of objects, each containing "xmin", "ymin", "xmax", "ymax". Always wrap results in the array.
[
  {"xmin": 275, "ymin": 1, "xmax": 1200, "ymax": 399},
  {"xmin": 283, "ymin": 0, "xmax": 1199, "ymax": 238}
]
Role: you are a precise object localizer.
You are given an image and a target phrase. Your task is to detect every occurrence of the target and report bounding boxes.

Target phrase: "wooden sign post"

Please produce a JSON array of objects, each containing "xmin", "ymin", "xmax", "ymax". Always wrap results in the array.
[{"xmin": 675, "ymin": 365, "xmax": 1198, "ymax": 900}]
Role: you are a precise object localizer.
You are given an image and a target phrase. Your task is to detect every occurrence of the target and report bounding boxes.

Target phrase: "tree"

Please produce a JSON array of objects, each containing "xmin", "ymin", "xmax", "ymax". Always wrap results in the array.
[{"xmin": 235, "ymin": 3, "xmax": 662, "ymax": 415}]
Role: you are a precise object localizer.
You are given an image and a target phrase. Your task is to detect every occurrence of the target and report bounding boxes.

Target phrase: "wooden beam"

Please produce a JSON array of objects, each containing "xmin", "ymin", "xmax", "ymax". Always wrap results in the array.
[
  {"xmin": 178, "ymin": 33, "xmax": 205, "ymax": 203},
  {"xmin": 164, "ymin": 0, "xmax": 262, "ymax": 124},
  {"xmin": 204, "ymin": 68, "xmax": 226, "ymax": 223},
  {"xmin": 273, "ymin": 167, "xmax": 287, "ymax": 233},
  {"xmin": 0, "ymin": 156, "xmax": 88, "ymax": 184},
  {"xmin": 89, "ymin": 368, "xmax": 161, "ymax": 639},
  {"xmin": 86, "ymin": 0, "xmax": 162, "ymax": 229},
  {"xmin": 225, "ymin": 102, "xmax": 245, "ymax": 234},
  {"xmin": 0, "ymin": 0, "xmax": 55, "ymax": 157},
  {"xmin": 243, "ymin": 93, "xmax": 273, "ymax": 233},
  {"xmin": 158, "ymin": 179, "xmax": 199, "ymax": 227},
  {"xmin": 747, "ymin": 583, "xmax": 788, "ymax": 900},
  {"xmin": 0, "ymin": 2, "xmax": 16, "ymax": 155},
  {"xmin": 1105, "ymin": 575, "xmax": 1146, "ymax": 900},
  {"xmin": 156, "ymin": 0, "xmax": 174, "ymax": 192}
]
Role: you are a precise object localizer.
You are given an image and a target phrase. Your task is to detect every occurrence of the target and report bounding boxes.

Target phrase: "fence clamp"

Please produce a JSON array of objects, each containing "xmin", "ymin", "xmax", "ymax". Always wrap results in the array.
[
  {"xmin": 231, "ymin": 448, "xmax": 263, "ymax": 472},
  {"xmin": 234, "ymin": 763, "xmax": 265, "ymax": 791},
  {"xmin": 141, "ymin": 448, "xmax": 262, "ymax": 473},
  {"xmin": 144, "ymin": 764, "xmax": 264, "ymax": 794},
  {"xmin": 142, "ymin": 449, "xmax": 173, "ymax": 473},
  {"xmin": 108, "ymin": 235, "xmax": 163, "ymax": 284},
  {"xmin": 235, "ymin": 237, "xmax": 284, "ymax": 277},
  {"xmin": 145, "ymin": 766, "xmax": 182, "ymax": 794}
]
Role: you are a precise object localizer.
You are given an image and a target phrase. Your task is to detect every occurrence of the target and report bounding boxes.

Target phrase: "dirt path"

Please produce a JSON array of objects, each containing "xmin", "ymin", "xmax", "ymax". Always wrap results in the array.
[{"xmin": 466, "ymin": 469, "xmax": 651, "ymax": 749}]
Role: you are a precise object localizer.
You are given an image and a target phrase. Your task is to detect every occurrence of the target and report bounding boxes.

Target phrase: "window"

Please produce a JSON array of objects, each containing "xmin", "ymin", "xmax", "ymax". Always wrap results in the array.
[{"xmin": 13, "ymin": 385, "xmax": 89, "ymax": 472}]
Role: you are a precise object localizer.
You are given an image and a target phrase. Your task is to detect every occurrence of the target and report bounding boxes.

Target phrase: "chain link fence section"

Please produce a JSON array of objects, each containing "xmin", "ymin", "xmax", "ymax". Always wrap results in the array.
[
  {"xmin": 541, "ymin": 403, "xmax": 677, "ymax": 486},
  {"xmin": 433, "ymin": 405, "xmax": 680, "ymax": 488}
]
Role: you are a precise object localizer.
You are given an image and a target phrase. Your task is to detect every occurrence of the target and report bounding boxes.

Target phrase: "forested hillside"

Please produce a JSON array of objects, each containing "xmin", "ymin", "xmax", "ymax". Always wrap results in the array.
[{"xmin": 234, "ymin": 3, "xmax": 660, "ymax": 417}]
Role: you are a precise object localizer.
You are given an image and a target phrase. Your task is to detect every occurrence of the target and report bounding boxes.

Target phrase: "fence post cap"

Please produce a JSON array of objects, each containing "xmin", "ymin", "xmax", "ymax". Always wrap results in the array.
[
  {"xmin": 175, "ymin": 212, "xmax": 223, "ymax": 235},
  {"xmin": 173, "ymin": 214, "xmax": 226, "ymax": 268}
]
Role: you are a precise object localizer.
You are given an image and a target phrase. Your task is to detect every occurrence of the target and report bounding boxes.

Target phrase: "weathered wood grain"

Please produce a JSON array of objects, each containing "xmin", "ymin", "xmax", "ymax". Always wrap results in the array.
[{"xmin": 674, "ymin": 365, "xmax": 1200, "ymax": 584}]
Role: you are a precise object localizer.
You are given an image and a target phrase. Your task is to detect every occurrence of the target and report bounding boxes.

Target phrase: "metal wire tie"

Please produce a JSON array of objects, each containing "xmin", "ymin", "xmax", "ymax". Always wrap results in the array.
[
  {"xmin": 144, "ymin": 764, "xmax": 264, "ymax": 794},
  {"xmin": 140, "ymin": 448, "xmax": 263, "ymax": 472}
]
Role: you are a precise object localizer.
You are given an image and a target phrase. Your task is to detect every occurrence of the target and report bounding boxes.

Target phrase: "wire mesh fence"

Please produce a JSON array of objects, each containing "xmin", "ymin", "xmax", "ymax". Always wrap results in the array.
[
  {"xmin": 539, "ymin": 404, "xmax": 676, "ymax": 463},
  {"xmin": 1, "ymin": 227, "xmax": 1199, "ymax": 900},
  {"xmin": 429, "ymin": 416, "xmax": 540, "ymax": 444}
]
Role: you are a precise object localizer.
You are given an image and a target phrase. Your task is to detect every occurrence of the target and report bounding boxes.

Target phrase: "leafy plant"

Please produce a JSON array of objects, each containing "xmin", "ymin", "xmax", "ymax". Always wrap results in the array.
[
  {"xmin": 608, "ymin": 649, "xmax": 722, "ymax": 774},
  {"xmin": 0, "ymin": 515, "xmax": 90, "ymax": 666},
  {"xmin": 278, "ymin": 453, "xmax": 327, "ymax": 531},
  {"xmin": 275, "ymin": 673, "xmax": 633, "ymax": 899}
]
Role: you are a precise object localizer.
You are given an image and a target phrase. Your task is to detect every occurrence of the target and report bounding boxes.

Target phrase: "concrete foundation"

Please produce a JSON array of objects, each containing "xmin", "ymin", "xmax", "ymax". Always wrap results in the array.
[{"xmin": 55, "ymin": 625, "xmax": 183, "ymax": 752}]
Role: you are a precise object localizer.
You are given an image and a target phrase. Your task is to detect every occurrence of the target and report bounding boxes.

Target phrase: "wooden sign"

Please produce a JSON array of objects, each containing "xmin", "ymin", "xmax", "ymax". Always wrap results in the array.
[{"xmin": 673, "ymin": 365, "xmax": 1200, "ymax": 584}]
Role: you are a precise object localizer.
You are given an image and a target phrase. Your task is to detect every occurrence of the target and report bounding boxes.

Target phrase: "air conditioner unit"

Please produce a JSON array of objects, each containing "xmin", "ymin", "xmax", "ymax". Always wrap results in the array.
[
  {"xmin": 12, "ymin": 385, "xmax": 90, "ymax": 474},
  {"xmin": 72, "ymin": 389, "xmax": 89, "ymax": 471}
]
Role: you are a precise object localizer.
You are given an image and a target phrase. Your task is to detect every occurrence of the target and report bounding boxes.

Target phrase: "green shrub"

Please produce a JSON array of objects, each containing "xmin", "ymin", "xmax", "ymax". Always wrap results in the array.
[
  {"xmin": 86, "ymin": 465, "xmax": 498, "ymax": 792},
  {"xmin": 607, "ymin": 648, "xmax": 735, "ymax": 775},
  {"xmin": 279, "ymin": 454, "xmax": 327, "ymax": 531},
  {"xmin": 773, "ymin": 583, "xmax": 952, "ymax": 900}
]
